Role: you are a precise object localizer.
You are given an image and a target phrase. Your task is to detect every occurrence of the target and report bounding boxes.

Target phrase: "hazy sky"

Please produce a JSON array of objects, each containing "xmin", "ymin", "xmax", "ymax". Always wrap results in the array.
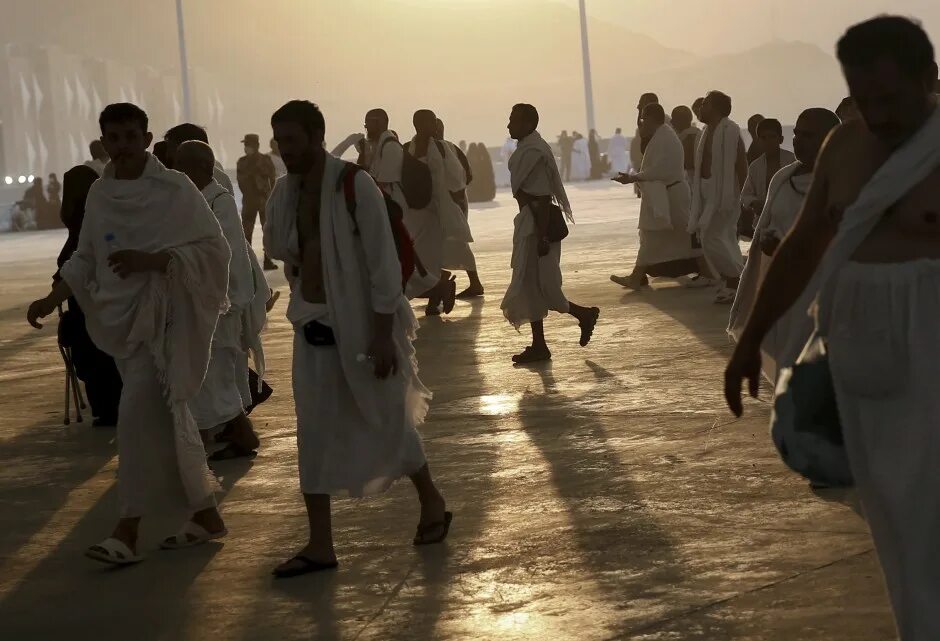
[{"xmin": 2, "ymin": 0, "xmax": 938, "ymax": 157}]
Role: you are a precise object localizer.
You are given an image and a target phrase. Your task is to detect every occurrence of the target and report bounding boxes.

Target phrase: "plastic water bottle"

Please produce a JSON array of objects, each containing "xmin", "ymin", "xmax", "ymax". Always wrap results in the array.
[{"xmin": 105, "ymin": 233, "xmax": 119, "ymax": 254}]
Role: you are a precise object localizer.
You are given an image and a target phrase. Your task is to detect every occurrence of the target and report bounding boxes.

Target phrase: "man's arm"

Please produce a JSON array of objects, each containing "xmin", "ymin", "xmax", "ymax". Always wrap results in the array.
[{"xmin": 725, "ymin": 131, "xmax": 843, "ymax": 415}]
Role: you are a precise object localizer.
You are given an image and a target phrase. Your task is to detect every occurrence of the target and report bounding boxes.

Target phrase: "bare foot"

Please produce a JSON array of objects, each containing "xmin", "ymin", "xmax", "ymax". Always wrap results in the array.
[{"xmin": 191, "ymin": 507, "xmax": 226, "ymax": 537}]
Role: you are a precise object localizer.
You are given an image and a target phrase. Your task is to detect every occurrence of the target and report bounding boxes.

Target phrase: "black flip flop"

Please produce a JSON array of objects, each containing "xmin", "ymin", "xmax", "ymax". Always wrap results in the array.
[
  {"xmin": 208, "ymin": 443, "xmax": 257, "ymax": 462},
  {"xmin": 272, "ymin": 555, "xmax": 338, "ymax": 579},
  {"xmin": 579, "ymin": 307, "xmax": 600, "ymax": 347},
  {"xmin": 413, "ymin": 511, "xmax": 454, "ymax": 546}
]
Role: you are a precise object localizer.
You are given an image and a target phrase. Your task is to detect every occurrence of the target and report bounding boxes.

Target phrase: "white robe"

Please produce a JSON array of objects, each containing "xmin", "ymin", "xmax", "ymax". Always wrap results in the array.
[
  {"xmin": 403, "ymin": 139, "xmax": 474, "ymax": 285},
  {"xmin": 501, "ymin": 131, "xmax": 572, "ymax": 327},
  {"xmin": 190, "ymin": 180, "xmax": 256, "ymax": 431},
  {"xmin": 440, "ymin": 139, "xmax": 477, "ymax": 272},
  {"xmin": 570, "ymin": 138, "xmax": 590, "ymax": 181},
  {"xmin": 607, "ymin": 134, "xmax": 629, "ymax": 174},
  {"xmin": 264, "ymin": 155, "xmax": 430, "ymax": 496},
  {"xmin": 368, "ymin": 133, "xmax": 440, "ymax": 299},
  {"xmin": 783, "ymin": 109, "xmax": 940, "ymax": 638},
  {"xmin": 690, "ymin": 117, "xmax": 744, "ymax": 279},
  {"xmin": 60, "ymin": 153, "xmax": 229, "ymax": 516},
  {"xmin": 728, "ymin": 162, "xmax": 810, "ymax": 382},
  {"xmin": 269, "ymin": 153, "xmax": 287, "ymax": 178},
  {"xmin": 740, "ymin": 150, "xmax": 796, "ymax": 212},
  {"xmin": 631, "ymin": 125, "xmax": 699, "ymax": 268},
  {"xmin": 213, "ymin": 161, "xmax": 234, "ymax": 195}
]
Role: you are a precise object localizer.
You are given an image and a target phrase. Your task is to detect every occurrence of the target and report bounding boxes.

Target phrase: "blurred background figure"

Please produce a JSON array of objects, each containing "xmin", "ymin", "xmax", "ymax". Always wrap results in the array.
[{"xmin": 53, "ymin": 164, "xmax": 122, "ymax": 427}]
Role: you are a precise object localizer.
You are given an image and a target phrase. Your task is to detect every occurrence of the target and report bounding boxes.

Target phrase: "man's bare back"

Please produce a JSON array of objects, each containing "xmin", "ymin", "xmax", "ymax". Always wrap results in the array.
[{"xmin": 819, "ymin": 117, "xmax": 940, "ymax": 263}]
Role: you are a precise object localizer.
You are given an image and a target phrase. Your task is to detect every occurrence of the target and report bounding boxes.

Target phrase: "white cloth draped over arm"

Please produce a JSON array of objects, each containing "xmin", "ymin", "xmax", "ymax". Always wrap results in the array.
[
  {"xmin": 509, "ymin": 131, "xmax": 573, "ymax": 218},
  {"xmin": 371, "ymin": 134, "xmax": 404, "ymax": 184},
  {"xmin": 634, "ymin": 126, "xmax": 684, "ymax": 231},
  {"xmin": 740, "ymin": 157, "xmax": 766, "ymax": 210},
  {"xmin": 352, "ymin": 171, "xmax": 407, "ymax": 314}
]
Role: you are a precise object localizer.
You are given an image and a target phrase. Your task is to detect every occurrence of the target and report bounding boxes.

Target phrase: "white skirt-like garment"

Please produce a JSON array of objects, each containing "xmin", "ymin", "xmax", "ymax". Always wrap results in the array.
[
  {"xmin": 116, "ymin": 349, "xmax": 216, "ymax": 517},
  {"xmin": 500, "ymin": 209, "xmax": 569, "ymax": 328},
  {"xmin": 826, "ymin": 259, "xmax": 940, "ymax": 639},
  {"xmin": 404, "ymin": 206, "xmax": 443, "ymax": 280},
  {"xmin": 442, "ymin": 239, "xmax": 477, "ymax": 272},
  {"xmin": 189, "ymin": 344, "xmax": 247, "ymax": 431},
  {"xmin": 636, "ymin": 228, "xmax": 699, "ymax": 268},
  {"xmin": 291, "ymin": 332, "xmax": 427, "ymax": 497}
]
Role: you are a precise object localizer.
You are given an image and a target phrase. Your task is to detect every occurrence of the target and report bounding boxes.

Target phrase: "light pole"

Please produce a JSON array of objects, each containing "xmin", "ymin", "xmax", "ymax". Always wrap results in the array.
[
  {"xmin": 175, "ymin": 0, "xmax": 192, "ymax": 122},
  {"xmin": 578, "ymin": 0, "xmax": 596, "ymax": 133}
]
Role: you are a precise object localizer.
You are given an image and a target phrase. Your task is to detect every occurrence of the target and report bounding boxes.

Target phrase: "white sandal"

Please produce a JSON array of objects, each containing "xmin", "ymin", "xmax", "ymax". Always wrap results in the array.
[
  {"xmin": 85, "ymin": 537, "xmax": 144, "ymax": 565},
  {"xmin": 160, "ymin": 521, "xmax": 228, "ymax": 550}
]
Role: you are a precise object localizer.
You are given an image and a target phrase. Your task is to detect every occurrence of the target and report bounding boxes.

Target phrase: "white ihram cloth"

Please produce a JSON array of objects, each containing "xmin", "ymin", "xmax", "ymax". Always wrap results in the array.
[
  {"xmin": 369, "ymin": 131, "xmax": 441, "ymax": 300},
  {"xmin": 570, "ymin": 138, "xmax": 590, "ymax": 181},
  {"xmin": 264, "ymin": 155, "xmax": 430, "ymax": 496},
  {"xmin": 403, "ymin": 139, "xmax": 474, "ymax": 284},
  {"xmin": 786, "ymin": 108, "xmax": 940, "ymax": 639},
  {"xmin": 740, "ymin": 150, "xmax": 796, "ymax": 211},
  {"xmin": 629, "ymin": 130, "xmax": 643, "ymax": 173},
  {"xmin": 631, "ymin": 125, "xmax": 699, "ymax": 268},
  {"xmin": 60, "ymin": 154, "xmax": 229, "ymax": 515},
  {"xmin": 607, "ymin": 133, "xmax": 629, "ymax": 173},
  {"xmin": 440, "ymin": 139, "xmax": 477, "ymax": 271},
  {"xmin": 727, "ymin": 162, "xmax": 810, "ymax": 383},
  {"xmin": 190, "ymin": 180, "xmax": 256, "ymax": 431},
  {"xmin": 502, "ymin": 131, "xmax": 573, "ymax": 327},
  {"xmin": 213, "ymin": 161, "xmax": 234, "ymax": 195},
  {"xmin": 690, "ymin": 117, "xmax": 744, "ymax": 278},
  {"xmin": 369, "ymin": 132, "xmax": 441, "ymax": 299},
  {"xmin": 269, "ymin": 153, "xmax": 287, "ymax": 178}
]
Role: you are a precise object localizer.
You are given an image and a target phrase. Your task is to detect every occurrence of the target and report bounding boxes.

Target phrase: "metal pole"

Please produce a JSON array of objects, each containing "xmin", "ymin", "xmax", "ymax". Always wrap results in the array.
[
  {"xmin": 175, "ymin": 0, "xmax": 192, "ymax": 121},
  {"xmin": 578, "ymin": 0, "xmax": 596, "ymax": 133}
]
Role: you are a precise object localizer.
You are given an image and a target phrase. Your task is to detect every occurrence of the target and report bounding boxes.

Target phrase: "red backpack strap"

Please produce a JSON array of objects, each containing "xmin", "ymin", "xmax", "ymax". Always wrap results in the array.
[{"xmin": 337, "ymin": 162, "xmax": 361, "ymax": 234}]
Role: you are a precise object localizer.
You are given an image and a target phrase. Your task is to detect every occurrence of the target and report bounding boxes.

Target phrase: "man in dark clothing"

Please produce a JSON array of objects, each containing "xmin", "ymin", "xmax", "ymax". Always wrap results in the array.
[
  {"xmin": 236, "ymin": 133, "xmax": 277, "ymax": 270},
  {"xmin": 54, "ymin": 164, "xmax": 122, "ymax": 426},
  {"xmin": 557, "ymin": 130, "xmax": 574, "ymax": 181}
]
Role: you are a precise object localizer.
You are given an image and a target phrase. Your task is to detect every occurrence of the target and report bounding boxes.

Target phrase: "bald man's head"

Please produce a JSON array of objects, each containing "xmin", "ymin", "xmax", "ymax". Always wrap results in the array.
[
  {"xmin": 174, "ymin": 140, "xmax": 215, "ymax": 190},
  {"xmin": 793, "ymin": 108, "xmax": 840, "ymax": 166},
  {"xmin": 434, "ymin": 118, "xmax": 445, "ymax": 140}
]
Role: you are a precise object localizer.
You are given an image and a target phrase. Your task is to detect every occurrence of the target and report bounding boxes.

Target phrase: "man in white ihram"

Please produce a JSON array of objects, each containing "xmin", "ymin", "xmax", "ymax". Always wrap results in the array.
[
  {"xmin": 502, "ymin": 103, "xmax": 599, "ymax": 364},
  {"xmin": 27, "ymin": 103, "xmax": 230, "ymax": 564},
  {"xmin": 610, "ymin": 103, "xmax": 701, "ymax": 289},
  {"xmin": 174, "ymin": 140, "xmax": 265, "ymax": 460},
  {"xmin": 727, "ymin": 108, "xmax": 839, "ymax": 383},
  {"xmin": 607, "ymin": 127, "xmax": 629, "ymax": 175},
  {"xmin": 688, "ymin": 90, "xmax": 748, "ymax": 304},
  {"xmin": 405, "ymin": 109, "xmax": 470, "ymax": 315},
  {"xmin": 726, "ymin": 16, "xmax": 940, "ymax": 638},
  {"xmin": 263, "ymin": 100, "xmax": 451, "ymax": 579}
]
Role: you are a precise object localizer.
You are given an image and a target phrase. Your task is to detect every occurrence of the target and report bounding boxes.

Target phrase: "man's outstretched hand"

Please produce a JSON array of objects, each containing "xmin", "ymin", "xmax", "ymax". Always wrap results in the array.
[{"xmin": 724, "ymin": 340, "xmax": 763, "ymax": 417}]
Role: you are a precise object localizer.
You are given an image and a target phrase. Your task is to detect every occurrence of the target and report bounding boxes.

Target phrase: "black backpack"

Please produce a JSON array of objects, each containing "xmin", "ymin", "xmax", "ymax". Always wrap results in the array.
[{"xmin": 395, "ymin": 139, "xmax": 448, "ymax": 211}]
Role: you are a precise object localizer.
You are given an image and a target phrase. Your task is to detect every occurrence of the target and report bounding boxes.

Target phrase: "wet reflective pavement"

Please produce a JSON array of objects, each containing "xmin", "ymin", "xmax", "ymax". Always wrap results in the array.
[{"xmin": 0, "ymin": 182, "xmax": 894, "ymax": 640}]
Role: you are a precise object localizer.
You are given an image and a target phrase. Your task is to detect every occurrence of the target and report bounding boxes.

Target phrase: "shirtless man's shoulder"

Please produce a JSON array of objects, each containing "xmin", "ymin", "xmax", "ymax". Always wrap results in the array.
[{"xmin": 815, "ymin": 120, "xmax": 887, "ymax": 214}]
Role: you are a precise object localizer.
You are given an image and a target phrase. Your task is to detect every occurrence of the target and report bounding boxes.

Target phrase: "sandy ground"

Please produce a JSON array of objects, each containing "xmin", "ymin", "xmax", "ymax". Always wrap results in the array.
[{"xmin": 0, "ymin": 181, "xmax": 894, "ymax": 640}]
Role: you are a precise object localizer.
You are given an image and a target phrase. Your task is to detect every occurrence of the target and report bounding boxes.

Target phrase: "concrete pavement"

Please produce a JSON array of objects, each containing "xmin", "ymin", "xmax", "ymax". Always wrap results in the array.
[{"xmin": 0, "ymin": 181, "xmax": 894, "ymax": 640}]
